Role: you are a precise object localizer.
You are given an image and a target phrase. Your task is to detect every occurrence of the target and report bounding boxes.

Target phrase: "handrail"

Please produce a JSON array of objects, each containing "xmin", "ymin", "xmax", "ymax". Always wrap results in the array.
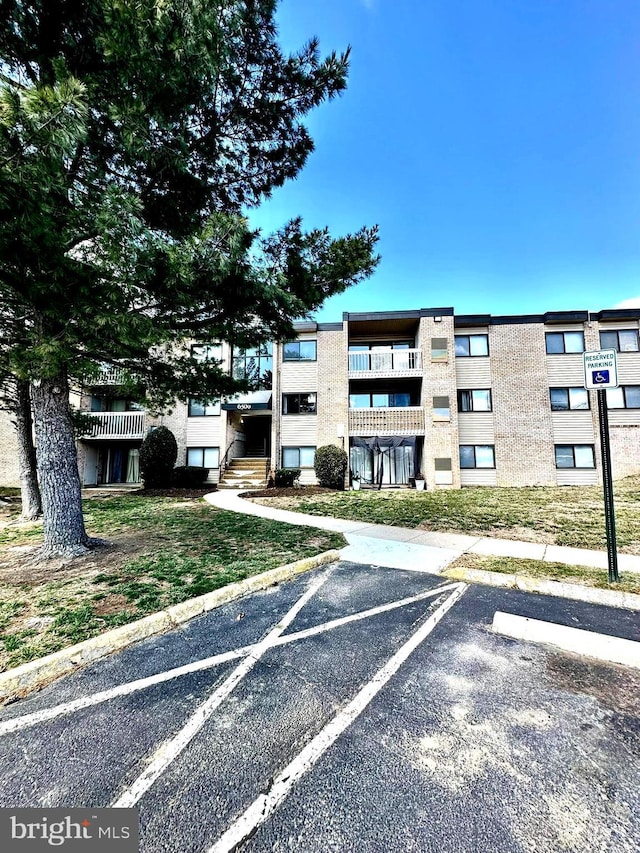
[{"xmin": 219, "ymin": 438, "xmax": 237, "ymax": 480}]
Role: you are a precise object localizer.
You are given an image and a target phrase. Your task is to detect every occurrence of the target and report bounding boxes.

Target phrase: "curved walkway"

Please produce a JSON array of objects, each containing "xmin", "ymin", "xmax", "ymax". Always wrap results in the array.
[{"xmin": 204, "ymin": 489, "xmax": 640, "ymax": 576}]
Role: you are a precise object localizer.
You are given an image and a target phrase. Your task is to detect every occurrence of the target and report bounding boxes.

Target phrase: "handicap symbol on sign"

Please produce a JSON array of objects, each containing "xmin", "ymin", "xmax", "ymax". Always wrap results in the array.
[{"xmin": 593, "ymin": 370, "xmax": 610, "ymax": 384}]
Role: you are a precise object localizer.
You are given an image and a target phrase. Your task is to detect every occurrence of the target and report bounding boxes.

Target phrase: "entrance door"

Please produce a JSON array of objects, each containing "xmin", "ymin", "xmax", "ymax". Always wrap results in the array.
[{"xmin": 241, "ymin": 415, "xmax": 271, "ymax": 457}]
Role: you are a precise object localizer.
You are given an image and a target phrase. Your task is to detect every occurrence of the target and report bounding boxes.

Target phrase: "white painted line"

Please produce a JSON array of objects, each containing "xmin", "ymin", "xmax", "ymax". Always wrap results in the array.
[
  {"xmin": 111, "ymin": 571, "xmax": 332, "ymax": 808},
  {"xmin": 207, "ymin": 583, "xmax": 468, "ymax": 853},
  {"xmin": 0, "ymin": 582, "xmax": 458, "ymax": 737},
  {"xmin": 492, "ymin": 611, "xmax": 640, "ymax": 670}
]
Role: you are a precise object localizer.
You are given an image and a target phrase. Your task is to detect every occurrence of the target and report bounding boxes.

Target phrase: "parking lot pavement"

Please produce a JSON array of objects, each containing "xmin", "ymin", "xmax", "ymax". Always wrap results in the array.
[{"xmin": 1, "ymin": 562, "xmax": 639, "ymax": 853}]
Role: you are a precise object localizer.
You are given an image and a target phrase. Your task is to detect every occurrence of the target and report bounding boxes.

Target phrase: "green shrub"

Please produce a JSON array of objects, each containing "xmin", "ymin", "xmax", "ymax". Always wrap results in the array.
[
  {"xmin": 173, "ymin": 466, "xmax": 209, "ymax": 487},
  {"xmin": 314, "ymin": 444, "xmax": 348, "ymax": 489},
  {"xmin": 275, "ymin": 468, "xmax": 300, "ymax": 487},
  {"xmin": 139, "ymin": 426, "xmax": 178, "ymax": 488}
]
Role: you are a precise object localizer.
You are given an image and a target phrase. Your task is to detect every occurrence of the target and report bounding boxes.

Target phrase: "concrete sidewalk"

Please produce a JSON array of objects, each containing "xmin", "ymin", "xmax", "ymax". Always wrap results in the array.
[{"xmin": 204, "ymin": 489, "xmax": 640, "ymax": 576}]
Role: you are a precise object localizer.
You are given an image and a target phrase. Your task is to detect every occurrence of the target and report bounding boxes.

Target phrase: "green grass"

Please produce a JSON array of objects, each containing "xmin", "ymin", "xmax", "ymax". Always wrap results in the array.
[
  {"xmin": 254, "ymin": 476, "xmax": 640, "ymax": 553},
  {"xmin": 446, "ymin": 553, "xmax": 640, "ymax": 595},
  {"xmin": 0, "ymin": 495, "xmax": 344, "ymax": 670}
]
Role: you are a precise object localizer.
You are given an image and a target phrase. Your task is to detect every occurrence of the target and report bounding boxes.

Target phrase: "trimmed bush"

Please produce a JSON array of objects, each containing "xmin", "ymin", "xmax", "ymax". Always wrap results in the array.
[
  {"xmin": 139, "ymin": 426, "xmax": 178, "ymax": 488},
  {"xmin": 314, "ymin": 444, "xmax": 348, "ymax": 489},
  {"xmin": 275, "ymin": 468, "xmax": 300, "ymax": 487},
  {"xmin": 173, "ymin": 466, "xmax": 209, "ymax": 488}
]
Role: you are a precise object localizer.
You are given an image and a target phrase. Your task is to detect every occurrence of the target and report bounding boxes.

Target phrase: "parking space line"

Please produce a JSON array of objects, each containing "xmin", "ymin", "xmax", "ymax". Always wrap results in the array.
[
  {"xmin": 111, "ymin": 570, "xmax": 332, "ymax": 808},
  {"xmin": 0, "ymin": 582, "xmax": 458, "ymax": 738},
  {"xmin": 207, "ymin": 583, "xmax": 468, "ymax": 853}
]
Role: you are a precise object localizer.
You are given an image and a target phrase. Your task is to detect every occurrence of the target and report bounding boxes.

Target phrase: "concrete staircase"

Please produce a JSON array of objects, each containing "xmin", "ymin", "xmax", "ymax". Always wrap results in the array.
[{"xmin": 217, "ymin": 457, "xmax": 269, "ymax": 490}]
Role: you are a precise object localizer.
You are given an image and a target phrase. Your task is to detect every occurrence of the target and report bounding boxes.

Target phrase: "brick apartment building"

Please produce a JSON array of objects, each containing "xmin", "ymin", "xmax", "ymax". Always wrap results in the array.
[{"xmin": 1, "ymin": 305, "xmax": 640, "ymax": 490}]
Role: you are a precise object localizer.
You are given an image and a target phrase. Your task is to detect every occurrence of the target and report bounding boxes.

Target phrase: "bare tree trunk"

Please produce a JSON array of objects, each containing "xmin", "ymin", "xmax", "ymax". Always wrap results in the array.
[
  {"xmin": 14, "ymin": 379, "xmax": 42, "ymax": 520},
  {"xmin": 30, "ymin": 373, "xmax": 90, "ymax": 558}
]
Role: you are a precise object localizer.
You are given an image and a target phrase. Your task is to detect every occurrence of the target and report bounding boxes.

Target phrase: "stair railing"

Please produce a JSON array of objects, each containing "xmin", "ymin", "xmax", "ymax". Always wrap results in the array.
[{"xmin": 219, "ymin": 439, "xmax": 237, "ymax": 482}]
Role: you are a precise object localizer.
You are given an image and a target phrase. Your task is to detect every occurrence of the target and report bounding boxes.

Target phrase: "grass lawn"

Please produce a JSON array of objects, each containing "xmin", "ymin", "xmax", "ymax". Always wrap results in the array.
[
  {"xmin": 445, "ymin": 553, "xmax": 640, "ymax": 595},
  {"xmin": 251, "ymin": 475, "xmax": 640, "ymax": 554},
  {"xmin": 0, "ymin": 492, "xmax": 344, "ymax": 672}
]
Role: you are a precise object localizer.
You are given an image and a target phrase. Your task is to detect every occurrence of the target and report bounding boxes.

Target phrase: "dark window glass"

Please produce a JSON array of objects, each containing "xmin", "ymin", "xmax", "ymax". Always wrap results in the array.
[
  {"xmin": 283, "ymin": 341, "xmax": 317, "ymax": 361},
  {"xmin": 600, "ymin": 329, "xmax": 639, "ymax": 352},
  {"xmin": 458, "ymin": 389, "xmax": 492, "ymax": 412},
  {"xmin": 459, "ymin": 446, "xmax": 476, "ymax": 468},
  {"xmin": 283, "ymin": 393, "xmax": 317, "ymax": 414},
  {"xmin": 546, "ymin": 331, "xmax": 585, "ymax": 354},
  {"xmin": 554, "ymin": 445, "xmax": 595, "ymax": 469}
]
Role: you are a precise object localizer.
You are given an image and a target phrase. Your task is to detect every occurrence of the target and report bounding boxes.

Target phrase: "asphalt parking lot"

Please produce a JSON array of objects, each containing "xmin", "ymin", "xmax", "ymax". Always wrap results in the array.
[{"xmin": 0, "ymin": 560, "xmax": 639, "ymax": 852}]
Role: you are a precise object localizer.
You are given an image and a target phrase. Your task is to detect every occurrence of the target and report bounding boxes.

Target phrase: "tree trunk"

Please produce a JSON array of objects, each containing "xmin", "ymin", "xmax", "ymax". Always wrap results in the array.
[
  {"xmin": 14, "ymin": 379, "xmax": 42, "ymax": 520},
  {"xmin": 30, "ymin": 373, "xmax": 90, "ymax": 557}
]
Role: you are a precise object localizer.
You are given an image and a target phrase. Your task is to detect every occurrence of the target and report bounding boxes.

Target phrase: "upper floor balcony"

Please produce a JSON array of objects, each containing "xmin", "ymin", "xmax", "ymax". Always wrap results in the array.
[
  {"xmin": 81, "ymin": 411, "xmax": 146, "ymax": 440},
  {"xmin": 348, "ymin": 406, "xmax": 425, "ymax": 436},
  {"xmin": 348, "ymin": 349, "xmax": 423, "ymax": 378}
]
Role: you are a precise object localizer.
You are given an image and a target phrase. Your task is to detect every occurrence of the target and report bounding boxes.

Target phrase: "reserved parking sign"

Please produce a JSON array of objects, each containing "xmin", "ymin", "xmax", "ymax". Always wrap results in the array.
[{"xmin": 583, "ymin": 349, "xmax": 618, "ymax": 390}]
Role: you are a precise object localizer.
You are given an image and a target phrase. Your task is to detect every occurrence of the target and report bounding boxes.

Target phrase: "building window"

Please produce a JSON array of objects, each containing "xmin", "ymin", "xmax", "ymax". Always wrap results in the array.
[
  {"xmin": 459, "ymin": 445, "xmax": 495, "ymax": 468},
  {"xmin": 349, "ymin": 392, "xmax": 412, "ymax": 408},
  {"xmin": 431, "ymin": 337, "xmax": 448, "ymax": 362},
  {"xmin": 191, "ymin": 343, "xmax": 222, "ymax": 362},
  {"xmin": 433, "ymin": 395, "xmax": 450, "ymax": 421},
  {"xmin": 454, "ymin": 335, "xmax": 489, "ymax": 357},
  {"xmin": 188, "ymin": 398, "xmax": 221, "ymax": 417},
  {"xmin": 458, "ymin": 389, "xmax": 492, "ymax": 412},
  {"xmin": 606, "ymin": 386, "xmax": 640, "ymax": 409},
  {"xmin": 187, "ymin": 447, "xmax": 220, "ymax": 468},
  {"xmin": 549, "ymin": 388, "xmax": 589, "ymax": 411},
  {"xmin": 545, "ymin": 331, "xmax": 585, "ymax": 354},
  {"xmin": 600, "ymin": 329, "xmax": 639, "ymax": 353},
  {"xmin": 282, "ymin": 393, "xmax": 317, "ymax": 414},
  {"xmin": 283, "ymin": 340, "xmax": 317, "ymax": 361},
  {"xmin": 554, "ymin": 445, "xmax": 595, "ymax": 469},
  {"xmin": 282, "ymin": 446, "xmax": 316, "ymax": 468},
  {"xmin": 232, "ymin": 343, "xmax": 273, "ymax": 389}
]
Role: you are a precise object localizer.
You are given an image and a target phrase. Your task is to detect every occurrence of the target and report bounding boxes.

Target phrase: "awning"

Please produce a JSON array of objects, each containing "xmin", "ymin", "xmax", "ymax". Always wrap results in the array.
[{"xmin": 221, "ymin": 391, "xmax": 272, "ymax": 411}]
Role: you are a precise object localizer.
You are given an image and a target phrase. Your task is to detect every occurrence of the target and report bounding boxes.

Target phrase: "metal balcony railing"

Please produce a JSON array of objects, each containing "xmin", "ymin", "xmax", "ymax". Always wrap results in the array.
[
  {"xmin": 83, "ymin": 411, "xmax": 146, "ymax": 440},
  {"xmin": 348, "ymin": 349, "xmax": 422, "ymax": 373}
]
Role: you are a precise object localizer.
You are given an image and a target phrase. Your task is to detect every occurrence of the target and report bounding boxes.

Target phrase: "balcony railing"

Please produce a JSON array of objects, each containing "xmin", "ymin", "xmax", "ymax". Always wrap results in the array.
[
  {"xmin": 82, "ymin": 411, "xmax": 145, "ymax": 440},
  {"xmin": 348, "ymin": 406, "xmax": 425, "ymax": 436},
  {"xmin": 348, "ymin": 349, "xmax": 422, "ymax": 374}
]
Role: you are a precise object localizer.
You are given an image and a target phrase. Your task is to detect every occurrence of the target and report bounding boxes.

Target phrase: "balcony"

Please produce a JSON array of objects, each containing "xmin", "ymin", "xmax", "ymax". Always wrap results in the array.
[
  {"xmin": 348, "ymin": 349, "xmax": 422, "ymax": 377},
  {"xmin": 82, "ymin": 411, "xmax": 146, "ymax": 440},
  {"xmin": 348, "ymin": 406, "xmax": 425, "ymax": 436}
]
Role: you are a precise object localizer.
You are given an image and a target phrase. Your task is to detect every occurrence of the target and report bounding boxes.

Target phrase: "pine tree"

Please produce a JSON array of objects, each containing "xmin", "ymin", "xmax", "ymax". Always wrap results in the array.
[{"xmin": 0, "ymin": 1, "xmax": 379, "ymax": 557}]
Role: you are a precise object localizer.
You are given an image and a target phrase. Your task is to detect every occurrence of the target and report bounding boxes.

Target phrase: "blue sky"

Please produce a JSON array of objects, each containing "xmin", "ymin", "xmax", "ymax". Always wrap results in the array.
[{"xmin": 248, "ymin": 0, "xmax": 640, "ymax": 322}]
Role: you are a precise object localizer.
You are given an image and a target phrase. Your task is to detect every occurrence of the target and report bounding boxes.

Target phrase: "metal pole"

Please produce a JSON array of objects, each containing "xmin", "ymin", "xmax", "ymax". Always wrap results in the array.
[{"xmin": 597, "ymin": 389, "xmax": 619, "ymax": 583}]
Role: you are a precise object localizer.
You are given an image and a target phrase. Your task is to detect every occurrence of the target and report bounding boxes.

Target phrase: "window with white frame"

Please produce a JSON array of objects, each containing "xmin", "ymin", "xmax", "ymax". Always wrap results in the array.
[
  {"xmin": 599, "ymin": 329, "xmax": 639, "ymax": 353},
  {"xmin": 545, "ymin": 331, "xmax": 585, "ymax": 354},
  {"xmin": 549, "ymin": 388, "xmax": 589, "ymax": 411},
  {"xmin": 187, "ymin": 447, "xmax": 219, "ymax": 468},
  {"xmin": 606, "ymin": 386, "xmax": 640, "ymax": 409},
  {"xmin": 454, "ymin": 335, "xmax": 489, "ymax": 357},
  {"xmin": 282, "ymin": 393, "xmax": 317, "ymax": 414},
  {"xmin": 458, "ymin": 389, "xmax": 492, "ymax": 412},
  {"xmin": 554, "ymin": 445, "xmax": 594, "ymax": 469},
  {"xmin": 459, "ymin": 445, "xmax": 495, "ymax": 468},
  {"xmin": 188, "ymin": 398, "xmax": 221, "ymax": 416},
  {"xmin": 282, "ymin": 446, "xmax": 316, "ymax": 468}
]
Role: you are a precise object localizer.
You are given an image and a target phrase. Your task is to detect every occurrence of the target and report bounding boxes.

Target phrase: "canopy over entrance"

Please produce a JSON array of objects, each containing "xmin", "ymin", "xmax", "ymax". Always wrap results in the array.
[{"xmin": 221, "ymin": 391, "xmax": 272, "ymax": 411}]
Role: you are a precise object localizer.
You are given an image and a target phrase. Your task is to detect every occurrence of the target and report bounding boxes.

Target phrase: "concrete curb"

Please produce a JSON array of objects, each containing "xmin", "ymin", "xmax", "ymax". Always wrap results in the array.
[
  {"xmin": 0, "ymin": 549, "xmax": 340, "ymax": 705},
  {"xmin": 444, "ymin": 566, "xmax": 640, "ymax": 611},
  {"xmin": 492, "ymin": 611, "xmax": 640, "ymax": 670}
]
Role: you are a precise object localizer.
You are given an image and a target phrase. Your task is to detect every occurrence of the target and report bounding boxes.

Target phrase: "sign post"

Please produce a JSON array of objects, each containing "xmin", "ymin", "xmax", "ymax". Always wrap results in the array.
[{"xmin": 583, "ymin": 349, "xmax": 619, "ymax": 583}]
